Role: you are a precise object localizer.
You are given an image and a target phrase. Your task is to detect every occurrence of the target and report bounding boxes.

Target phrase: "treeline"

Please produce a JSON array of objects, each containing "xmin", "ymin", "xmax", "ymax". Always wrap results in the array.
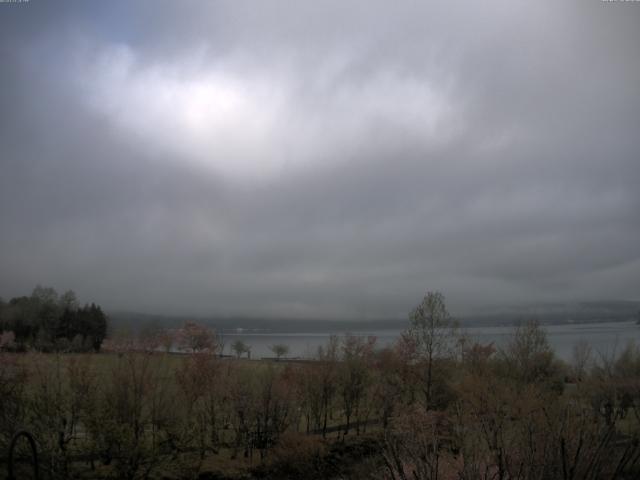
[
  {"xmin": 1, "ymin": 292, "xmax": 640, "ymax": 479},
  {"xmin": 0, "ymin": 285, "xmax": 108, "ymax": 352}
]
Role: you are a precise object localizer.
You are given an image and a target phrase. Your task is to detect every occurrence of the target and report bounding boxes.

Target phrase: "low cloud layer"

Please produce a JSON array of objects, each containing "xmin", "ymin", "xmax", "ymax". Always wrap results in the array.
[{"xmin": 1, "ymin": 1, "xmax": 639, "ymax": 318}]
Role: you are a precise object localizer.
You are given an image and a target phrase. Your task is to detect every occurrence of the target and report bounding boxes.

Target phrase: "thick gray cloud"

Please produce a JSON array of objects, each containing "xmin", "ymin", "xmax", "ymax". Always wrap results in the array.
[{"xmin": 0, "ymin": 1, "xmax": 639, "ymax": 318}]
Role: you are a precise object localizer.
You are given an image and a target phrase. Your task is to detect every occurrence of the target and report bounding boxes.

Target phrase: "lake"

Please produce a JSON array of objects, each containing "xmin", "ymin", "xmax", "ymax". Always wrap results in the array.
[{"xmin": 219, "ymin": 321, "xmax": 640, "ymax": 361}]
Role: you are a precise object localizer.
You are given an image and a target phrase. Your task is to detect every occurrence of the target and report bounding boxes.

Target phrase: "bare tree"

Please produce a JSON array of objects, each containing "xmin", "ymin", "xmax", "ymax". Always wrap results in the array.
[
  {"xmin": 339, "ymin": 334, "xmax": 376, "ymax": 435},
  {"xmin": 317, "ymin": 335, "xmax": 339, "ymax": 438},
  {"xmin": 270, "ymin": 344, "xmax": 290, "ymax": 360},
  {"xmin": 175, "ymin": 349, "xmax": 222, "ymax": 462},
  {"xmin": 500, "ymin": 320, "xmax": 559, "ymax": 387},
  {"xmin": 0, "ymin": 353, "xmax": 27, "ymax": 454},
  {"xmin": 231, "ymin": 339, "xmax": 250, "ymax": 359},
  {"xmin": 90, "ymin": 352, "xmax": 174, "ymax": 479},
  {"xmin": 405, "ymin": 291, "xmax": 458, "ymax": 410},
  {"xmin": 571, "ymin": 339, "xmax": 592, "ymax": 382},
  {"xmin": 177, "ymin": 321, "xmax": 216, "ymax": 354},
  {"xmin": 382, "ymin": 407, "xmax": 450, "ymax": 480}
]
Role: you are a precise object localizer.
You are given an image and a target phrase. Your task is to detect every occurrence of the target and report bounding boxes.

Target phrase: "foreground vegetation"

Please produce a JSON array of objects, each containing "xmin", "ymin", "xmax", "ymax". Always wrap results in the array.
[{"xmin": 2, "ymin": 292, "xmax": 640, "ymax": 479}]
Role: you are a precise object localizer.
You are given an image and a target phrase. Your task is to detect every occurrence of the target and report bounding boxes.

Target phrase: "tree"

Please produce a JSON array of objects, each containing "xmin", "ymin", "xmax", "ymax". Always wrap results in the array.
[
  {"xmin": 461, "ymin": 340, "xmax": 496, "ymax": 376},
  {"xmin": 28, "ymin": 353, "xmax": 98, "ymax": 477},
  {"xmin": 0, "ymin": 331, "xmax": 16, "ymax": 351},
  {"xmin": 216, "ymin": 330, "xmax": 227, "ymax": 357},
  {"xmin": 382, "ymin": 408, "xmax": 450, "ymax": 480},
  {"xmin": 295, "ymin": 336, "xmax": 340, "ymax": 438},
  {"xmin": 177, "ymin": 321, "xmax": 216, "ymax": 354},
  {"xmin": 405, "ymin": 291, "xmax": 458, "ymax": 410},
  {"xmin": 232, "ymin": 340, "xmax": 250, "ymax": 359},
  {"xmin": 175, "ymin": 348, "xmax": 222, "ymax": 461},
  {"xmin": 270, "ymin": 344, "xmax": 290, "ymax": 360},
  {"xmin": 0, "ymin": 353, "xmax": 27, "ymax": 453},
  {"xmin": 570, "ymin": 339, "xmax": 592, "ymax": 382},
  {"xmin": 371, "ymin": 346, "xmax": 406, "ymax": 429},
  {"xmin": 91, "ymin": 352, "xmax": 174, "ymax": 478},
  {"xmin": 252, "ymin": 366, "xmax": 295, "ymax": 459},
  {"xmin": 59, "ymin": 290, "xmax": 79, "ymax": 311},
  {"xmin": 0, "ymin": 288, "xmax": 108, "ymax": 351},
  {"xmin": 316, "ymin": 335, "xmax": 339, "ymax": 438},
  {"xmin": 499, "ymin": 320, "xmax": 560, "ymax": 387},
  {"xmin": 339, "ymin": 334, "xmax": 376, "ymax": 435},
  {"xmin": 81, "ymin": 303, "xmax": 108, "ymax": 352},
  {"xmin": 31, "ymin": 285, "xmax": 59, "ymax": 306},
  {"xmin": 156, "ymin": 329, "xmax": 176, "ymax": 354}
]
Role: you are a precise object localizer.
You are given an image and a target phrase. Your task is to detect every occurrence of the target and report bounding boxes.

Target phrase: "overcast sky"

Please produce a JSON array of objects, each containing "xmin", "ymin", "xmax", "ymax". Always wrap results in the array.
[{"xmin": 0, "ymin": 1, "xmax": 639, "ymax": 318}]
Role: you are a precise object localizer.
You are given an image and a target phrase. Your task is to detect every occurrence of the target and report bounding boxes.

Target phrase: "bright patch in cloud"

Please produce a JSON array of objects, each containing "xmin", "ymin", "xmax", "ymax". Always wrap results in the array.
[{"xmin": 75, "ymin": 44, "xmax": 455, "ymax": 180}]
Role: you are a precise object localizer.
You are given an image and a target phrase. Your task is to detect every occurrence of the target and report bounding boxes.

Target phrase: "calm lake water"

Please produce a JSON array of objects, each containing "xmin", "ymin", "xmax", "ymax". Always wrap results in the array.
[{"xmin": 219, "ymin": 321, "xmax": 640, "ymax": 361}]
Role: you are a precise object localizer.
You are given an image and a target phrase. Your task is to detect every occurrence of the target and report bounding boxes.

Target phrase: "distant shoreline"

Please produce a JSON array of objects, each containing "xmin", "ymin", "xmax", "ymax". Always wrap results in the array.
[{"xmin": 110, "ymin": 303, "xmax": 640, "ymax": 335}]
